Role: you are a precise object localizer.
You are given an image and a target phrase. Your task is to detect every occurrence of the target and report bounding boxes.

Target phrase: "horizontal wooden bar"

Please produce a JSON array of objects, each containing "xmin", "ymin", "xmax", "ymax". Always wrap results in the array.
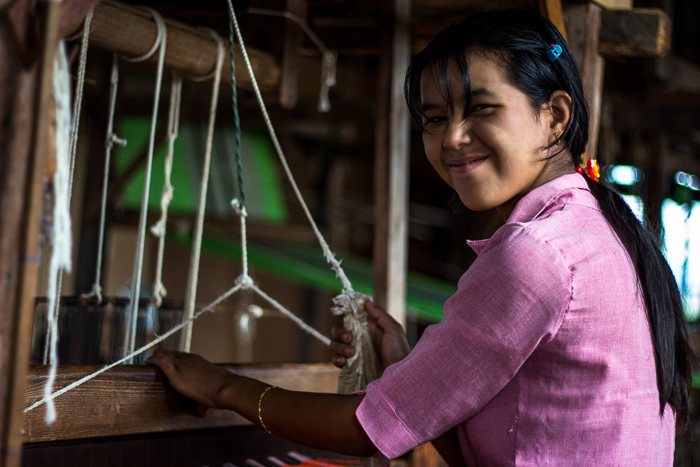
[
  {"xmin": 65, "ymin": 0, "xmax": 279, "ymax": 92},
  {"xmin": 23, "ymin": 363, "xmax": 339, "ymax": 443},
  {"xmin": 599, "ymin": 7, "xmax": 671, "ymax": 57}
]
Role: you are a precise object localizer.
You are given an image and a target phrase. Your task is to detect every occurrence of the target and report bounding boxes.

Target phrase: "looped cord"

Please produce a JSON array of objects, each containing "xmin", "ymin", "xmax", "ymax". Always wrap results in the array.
[
  {"xmin": 122, "ymin": 7, "xmax": 166, "ymax": 63},
  {"xmin": 82, "ymin": 54, "xmax": 123, "ymax": 306},
  {"xmin": 125, "ymin": 8, "xmax": 168, "ymax": 359},
  {"xmin": 182, "ymin": 30, "xmax": 226, "ymax": 352},
  {"xmin": 186, "ymin": 28, "xmax": 226, "ymax": 82},
  {"xmin": 150, "ymin": 73, "xmax": 183, "ymax": 307}
]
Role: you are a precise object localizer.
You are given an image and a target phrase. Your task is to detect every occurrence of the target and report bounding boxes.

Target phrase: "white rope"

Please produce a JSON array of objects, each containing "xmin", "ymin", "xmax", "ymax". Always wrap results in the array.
[
  {"xmin": 43, "ymin": 8, "xmax": 93, "ymax": 364},
  {"xmin": 125, "ymin": 7, "xmax": 167, "ymax": 360},
  {"xmin": 82, "ymin": 54, "xmax": 126, "ymax": 304},
  {"xmin": 246, "ymin": 8, "xmax": 337, "ymax": 112},
  {"xmin": 249, "ymin": 284, "xmax": 331, "ymax": 347},
  {"xmin": 44, "ymin": 42, "xmax": 74, "ymax": 424},
  {"xmin": 226, "ymin": 1, "xmax": 353, "ymax": 293},
  {"xmin": 231, "ymin": 199, "xmax": 251, "ymax": 281},
  {"xmin": 150, "ymin": 74, "xmax": 183, "ymax": 307},
  {"xmin": 182, "ymin": 30, "xmax": 225, "ymax": 352},
  {"xmin": 25, "ymin": 282, "xmax": 245, "ymax": 415}
]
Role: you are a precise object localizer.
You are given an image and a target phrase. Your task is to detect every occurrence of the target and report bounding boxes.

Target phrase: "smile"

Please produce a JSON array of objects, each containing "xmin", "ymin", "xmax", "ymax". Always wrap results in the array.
[{"xmin": 447, "ymin": 155, "xmax": 488, "ymax": 174}]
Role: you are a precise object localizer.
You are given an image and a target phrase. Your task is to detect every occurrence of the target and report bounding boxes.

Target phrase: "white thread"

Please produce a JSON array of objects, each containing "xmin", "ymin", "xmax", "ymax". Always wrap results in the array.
[
  {"xmin": 82, "ymin": 54, "xmax": 125, "ymax": 304},
  {"xmin": 44, "ymin": 8, "xmax": 93, "ymax": 364},
  {"xmin": 25, "ymin": 283, "xmax": 244, "ymax": 415},
  {"xmin": 151, "ymin": 74, "xmax": 183, "ymax": 307},
  {"xmin": 231, "ymin": 199, "xmax": 250, "ymax": 280},
  {"xmin": 226, "ymin": 1, "xmax": 353, "ymax": 294},
  {"xmin": 249, "ymin": 283, "xmax": 331, "ymax": 347},
  {"xmin": 246, "ymin": 8, "xmax": 337, "ymax": 113},
  {"xmin": 186, "ymin": 28, "xmax": 225, "ymax": 82},
  {"xmin": 182, "ymin": 31, "xmax": 225, "ymax": 352},
  {"xmin": 125, "ymin": 8, "xmax": 167, "ymax": 359},
  {"xmin": 44, "ymin": 42, "xmax": 74, "ymax": 424}
]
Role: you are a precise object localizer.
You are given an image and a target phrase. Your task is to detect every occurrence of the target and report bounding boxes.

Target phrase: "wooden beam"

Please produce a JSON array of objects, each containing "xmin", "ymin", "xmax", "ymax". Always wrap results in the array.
[
  {"xmin": 0, "ymin": 0, "xmax": 62, "ymax": 464},
  {"xmin": 539, "ymin": 0, "xmax": 568, "ymax": 42},
  {"xmin": 386, "ymin": 0, "xmax": 410, "ymax": 327},
  {"xmin": 594, "ymin": 0, "xmax": 632, "ymax": 9},
  {"xmin": 23, "ymin": 363, "xmax": 339, "ymax": 443},
  {"xmin": 564, "ymin": 2, "xmax": 605, "ymax": 162},
  {"xmin": 599, "ymin": 8, "xmax": 671, "ymax": 57},
  {"xmin": 279, "ymin": 0, "xmax": 308, "ymax": 109},
  {"xmin": 66, "ymin": 0, "xmax": 279, "ymax": 93}
]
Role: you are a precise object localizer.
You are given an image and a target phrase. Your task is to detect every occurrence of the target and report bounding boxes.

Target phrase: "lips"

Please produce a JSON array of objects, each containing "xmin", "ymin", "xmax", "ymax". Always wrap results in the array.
[{"xmin": 447, "ymin": 155, "xmax": 489, "ymax": 174}]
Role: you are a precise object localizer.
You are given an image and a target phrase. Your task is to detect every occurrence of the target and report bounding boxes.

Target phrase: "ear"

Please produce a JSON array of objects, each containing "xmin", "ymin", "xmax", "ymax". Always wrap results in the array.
[{"xmin": 546, "ymin": 90, "xmax": 572, "ymax": 136}]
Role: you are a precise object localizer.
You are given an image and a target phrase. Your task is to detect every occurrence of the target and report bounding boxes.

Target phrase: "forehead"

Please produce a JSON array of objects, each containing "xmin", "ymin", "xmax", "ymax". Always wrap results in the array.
[{"xmin": 419, "ymin": 54, "xmax": 510, "ymax": 103}]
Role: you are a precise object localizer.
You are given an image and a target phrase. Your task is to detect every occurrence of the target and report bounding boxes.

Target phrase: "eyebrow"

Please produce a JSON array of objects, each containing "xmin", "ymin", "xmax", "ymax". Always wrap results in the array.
[
  {"xmin": 420, "ymin": 86, "xmax": 497, "ymax": 112},
  {"xmin": 470, "ymin": 87, "xmax": 495, "ymax": 98}
]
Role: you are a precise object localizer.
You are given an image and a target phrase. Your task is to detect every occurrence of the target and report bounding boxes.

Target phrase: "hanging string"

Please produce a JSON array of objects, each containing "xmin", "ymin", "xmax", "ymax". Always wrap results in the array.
[
  {"xmin": 227, "ymin": 12, "xmax": 244, "ymax": 207},
  {"xmin": 82, "ymin": 54, "xmax": 127, "ymax": 304},
  {"xmin": 150, "ymin": 74, "xmax": 183, "ymax": 307},
  {"xmin": 225, "ymin": 0, "xmax": 354, "ymax": 294},
  {"xmin": 182, "ymin": 29, "xmax": 226, "ymax": 352},
  {"xmin": 44, "ymin": 42, "xmax": 74, "ymax": 424},
  {"xmin": 43, "ymin": 8, "xmax": 94, "ymax": 365},
  {"xmin": 123, "ymin": 7, "xmax": 168, "ymax": 359}
]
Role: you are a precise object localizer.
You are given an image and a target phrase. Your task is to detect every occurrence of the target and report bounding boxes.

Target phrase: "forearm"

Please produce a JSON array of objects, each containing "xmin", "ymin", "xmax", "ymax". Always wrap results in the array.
[{"xmin": 218, "ymin": 373, "xmax": 378, "ymax": 457}]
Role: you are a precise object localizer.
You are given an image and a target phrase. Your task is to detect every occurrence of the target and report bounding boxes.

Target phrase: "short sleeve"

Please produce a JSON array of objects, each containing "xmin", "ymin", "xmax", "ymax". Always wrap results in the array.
[{"xmin": 356, "ymin": 224, "xmax": 572, "ymax": 459}]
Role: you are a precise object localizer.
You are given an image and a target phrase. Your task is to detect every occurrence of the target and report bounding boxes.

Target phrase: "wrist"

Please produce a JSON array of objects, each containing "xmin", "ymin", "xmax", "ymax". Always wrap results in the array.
[{"xmin": 214, "ymin": 370, "xmax": 238, "ymax": 410}]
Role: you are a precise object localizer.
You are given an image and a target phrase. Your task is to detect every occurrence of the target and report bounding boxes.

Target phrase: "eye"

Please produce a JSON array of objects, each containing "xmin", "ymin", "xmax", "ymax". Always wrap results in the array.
[
  {"xmin": 423, "ymin": 115, "xmax": 446, "ymax": 126},
  {"xmin": 469, "ymin": 104, "xmax": 491, "ymax": 113}
]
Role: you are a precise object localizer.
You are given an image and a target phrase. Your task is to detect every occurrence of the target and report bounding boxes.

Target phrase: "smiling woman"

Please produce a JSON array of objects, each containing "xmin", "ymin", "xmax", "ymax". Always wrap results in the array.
[{"xmin": 150, "ymin": 9, "xmax": 694, "ymax": 467}]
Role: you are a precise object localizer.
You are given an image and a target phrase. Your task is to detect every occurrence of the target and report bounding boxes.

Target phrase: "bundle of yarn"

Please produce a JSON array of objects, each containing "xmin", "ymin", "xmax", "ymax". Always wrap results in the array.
[{"xmin": 332, "ymin": 292, "xmax": 389, "ymax": 467}]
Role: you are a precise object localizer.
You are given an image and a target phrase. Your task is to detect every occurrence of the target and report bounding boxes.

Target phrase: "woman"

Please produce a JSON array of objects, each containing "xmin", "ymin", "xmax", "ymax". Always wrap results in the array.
[{"xmin": 149, "ymin": 9, "xmax": 693, "ymax": 466}]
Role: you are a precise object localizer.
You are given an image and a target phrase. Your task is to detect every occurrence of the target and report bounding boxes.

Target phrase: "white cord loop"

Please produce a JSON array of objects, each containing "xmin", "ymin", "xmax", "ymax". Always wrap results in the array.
[
  {"xmin": 186, "ymin": 28, "xmax": 227, "ymax": 82},
  {"xmin": 122, "ymin": 7, "xmax": 166, "ymax": 63},
  {"xmin": 125, "ymin": 7, "xmax": 168, "ymax": 359},
  {"xmin": 182, "ymin": 31, "xmax": 226, "ymax": 352}
]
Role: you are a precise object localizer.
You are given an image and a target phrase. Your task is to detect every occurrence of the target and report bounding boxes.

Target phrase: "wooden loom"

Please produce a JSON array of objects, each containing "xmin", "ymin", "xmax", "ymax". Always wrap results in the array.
[{"xmin": 0, "ymin": 0, "xmax": 672, "ymax": 466}]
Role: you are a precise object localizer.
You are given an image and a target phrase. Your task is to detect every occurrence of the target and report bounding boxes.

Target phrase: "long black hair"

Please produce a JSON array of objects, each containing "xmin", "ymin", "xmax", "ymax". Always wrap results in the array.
[{"xmin": 405, "ymin": 9, "xmax": 695, "ymax": 430}]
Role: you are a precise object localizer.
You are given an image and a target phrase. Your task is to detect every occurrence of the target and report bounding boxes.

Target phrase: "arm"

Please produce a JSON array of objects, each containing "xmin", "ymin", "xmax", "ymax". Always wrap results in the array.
[{"xmin": 148, "ymin": 351, "xmax": 378, "ymax": 457}]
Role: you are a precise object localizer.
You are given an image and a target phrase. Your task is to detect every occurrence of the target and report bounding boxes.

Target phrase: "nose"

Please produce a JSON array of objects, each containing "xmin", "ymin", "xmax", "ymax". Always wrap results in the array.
[{"xmin": 442, "ymin": 121, "xmax": 472, "ymax": 150}]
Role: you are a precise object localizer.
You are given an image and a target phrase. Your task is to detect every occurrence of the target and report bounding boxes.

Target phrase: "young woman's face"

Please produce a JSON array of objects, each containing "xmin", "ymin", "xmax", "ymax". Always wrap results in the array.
[{"xmin": 420, "ymin": 55, "xmax": 571, "ymax": 219}]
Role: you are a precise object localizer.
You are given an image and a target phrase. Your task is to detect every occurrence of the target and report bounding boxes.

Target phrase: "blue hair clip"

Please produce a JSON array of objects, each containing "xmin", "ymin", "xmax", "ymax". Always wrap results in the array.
[{"xmin": 547, "ymin": 44, "xmax": 562, "ymax": 62}]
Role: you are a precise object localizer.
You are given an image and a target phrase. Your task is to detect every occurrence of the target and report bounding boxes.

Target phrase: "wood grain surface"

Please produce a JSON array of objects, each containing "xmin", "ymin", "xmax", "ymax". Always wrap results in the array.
[{"xmin": 24, "ymin": 363, "xmax": 339, "ymax": 443}]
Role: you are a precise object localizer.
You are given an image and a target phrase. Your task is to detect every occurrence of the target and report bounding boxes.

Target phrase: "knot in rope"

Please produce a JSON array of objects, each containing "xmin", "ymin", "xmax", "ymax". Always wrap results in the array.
[
  {"xmin": 106, "ymin": 132, "xmax": 127, "ymax": 149},
  {"xmin": 236, "ymin": 274, "xmax": 255, "ymax": 288},
  {"xmin": 152, "ymin": 281, "xmax": 167, "ymax": 307},
  {"xmin": 231, "ymin": 198, "xmax": 247, "ymax": 218},
  {"xmin": 81, "ymin": 283, "xmax": 103, "ymax": 304}
]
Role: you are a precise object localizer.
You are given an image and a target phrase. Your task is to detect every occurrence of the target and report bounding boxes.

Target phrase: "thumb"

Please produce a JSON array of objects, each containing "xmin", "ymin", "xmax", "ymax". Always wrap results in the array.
[{"xmin": 365, "ymin": 300, "xmax": 398, "ymax": 331}]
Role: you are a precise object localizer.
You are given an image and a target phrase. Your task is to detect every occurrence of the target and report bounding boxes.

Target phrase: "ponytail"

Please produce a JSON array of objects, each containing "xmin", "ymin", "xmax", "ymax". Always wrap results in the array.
[{"xmin": 584, "ymin": 176, "xmax": 695, "ymax": 431}]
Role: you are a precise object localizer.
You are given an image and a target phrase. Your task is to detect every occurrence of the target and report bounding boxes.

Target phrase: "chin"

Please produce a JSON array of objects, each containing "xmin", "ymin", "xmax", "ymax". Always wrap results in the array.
[{"xmin": 458, "ymin": 196, "xmax": 496, "ymax": 212}]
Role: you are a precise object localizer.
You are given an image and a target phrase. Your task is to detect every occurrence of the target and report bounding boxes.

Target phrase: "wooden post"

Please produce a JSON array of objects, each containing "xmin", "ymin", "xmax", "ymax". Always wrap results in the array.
[
  {"xmin": 386, "ymin": 0, "xmax": 411, "ymax": 327},
  {"xmin": 564, "ymin": 2, "xmax": 605, "ymax": 162},
  {"xmin": 539, "ymin": 0, "xmax": 568, "ymax": 41},
  {"xmin": 0, "ymin": 0, "xmax": 62, "ymax": 464}
]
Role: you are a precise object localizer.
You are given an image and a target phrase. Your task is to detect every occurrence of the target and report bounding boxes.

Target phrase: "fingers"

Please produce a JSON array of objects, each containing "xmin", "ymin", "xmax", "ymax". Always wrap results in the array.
[{"xmin": 330, "ymin": 324, "xmax": 355, "ymax": 368}]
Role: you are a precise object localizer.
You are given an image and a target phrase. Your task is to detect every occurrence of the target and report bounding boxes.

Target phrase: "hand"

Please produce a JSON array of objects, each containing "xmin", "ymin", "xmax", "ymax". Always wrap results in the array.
[
  {"xmin": 148, "ymin": 350, "xmax": 234, "ymax": 414},
  {"xmin": 330, "ymin": 300, "xmax": 411, "ymax": 375}
]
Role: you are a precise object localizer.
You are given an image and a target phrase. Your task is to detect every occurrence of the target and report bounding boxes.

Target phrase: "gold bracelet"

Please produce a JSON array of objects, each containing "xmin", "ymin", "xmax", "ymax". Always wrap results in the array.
[{"xmin": 258, "ymin": 385, "xmax": 279, "ymax": 435}]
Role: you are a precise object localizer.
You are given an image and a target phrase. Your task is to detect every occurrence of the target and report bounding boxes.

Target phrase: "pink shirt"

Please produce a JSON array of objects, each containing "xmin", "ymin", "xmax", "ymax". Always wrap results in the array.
[{"xmin": 356, "ymin": 174, "xmax": 675, "ymax": 466}]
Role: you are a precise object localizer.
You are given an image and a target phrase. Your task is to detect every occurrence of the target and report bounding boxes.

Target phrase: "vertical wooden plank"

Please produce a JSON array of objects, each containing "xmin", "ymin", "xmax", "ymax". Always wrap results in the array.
[
  {"xmin": 539, "ymin": 0, "xmax": 568, "ymax": 41},
  {"xmin": 386, "ymin": 0, "xmax": 410, "ymax": 327},
  {"xmin": 279, "ymin": 0, "xmax": 307, "ymax": 110},
  {"xmin": 0, "ymin": 0, "xmax": 62, "ymax": 465},
  {"xmin": 373, "ymin": 1, "xmax": 392, "ymax": 310},
  {"xmin": 644, "ymin": 131, "xmax": 666, "ymax": 236},
  {"xmin": 564, "ymin": 2, "xmax": 605, "ymax": 162}
]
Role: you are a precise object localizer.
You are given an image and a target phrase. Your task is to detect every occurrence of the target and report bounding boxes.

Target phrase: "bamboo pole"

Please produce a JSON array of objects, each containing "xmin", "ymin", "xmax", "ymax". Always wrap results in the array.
[{"xmin": 65, "ymin": 0, "xmax": 279, "ymax": 92}]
